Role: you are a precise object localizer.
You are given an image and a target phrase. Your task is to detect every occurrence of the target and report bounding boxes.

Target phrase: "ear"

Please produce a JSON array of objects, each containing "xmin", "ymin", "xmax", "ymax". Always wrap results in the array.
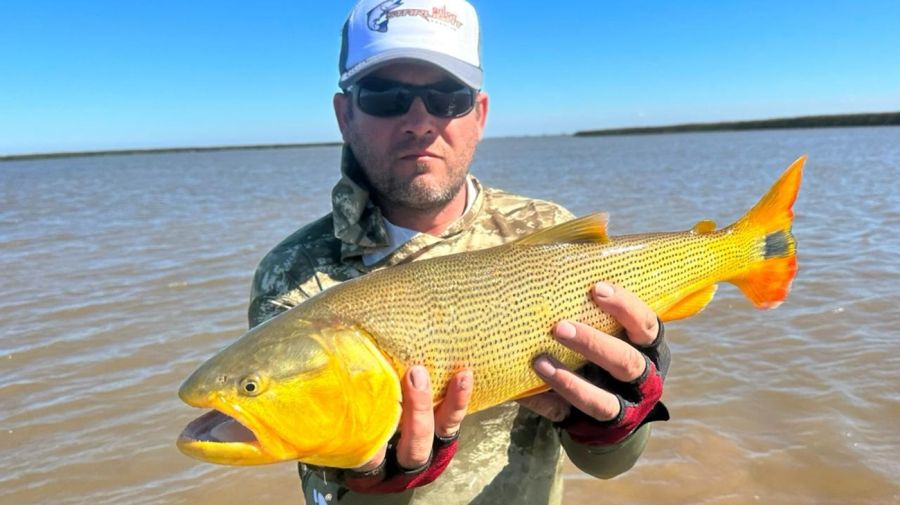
[
  {"xmin": 333, "ymin": 92, "xmax": 351, "ymax": 142},
  {"xmin": 474, "ymin": 91, "xmax": 489, "ymax": 141}
]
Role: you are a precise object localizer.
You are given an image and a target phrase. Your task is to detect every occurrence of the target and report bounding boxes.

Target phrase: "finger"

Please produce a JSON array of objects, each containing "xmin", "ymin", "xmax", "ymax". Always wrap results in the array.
[
  {"xmin": 553, "ymin": 320, "xmax": 647, "ymax": 382},
  {"xmin": 396, "ymin": 366, "xmax": 435, "ymax": 469},
  {"xmin": 533, "ymin": 355, "xmax": 620, "ymax": 422},
  {"xmin": 516, "ymin": 391, "xmax": 571, "ymax": 422},
  {"xmin": 353, "ymin": 445, "xmax": 387, "ymax": 472},
  {"xmin": 592, "ymin": 282, "xmax": 659, "ymax": 346},
  {"xmin": 434, "ymin": 370, "xmax": 473, "ymax": 438}
]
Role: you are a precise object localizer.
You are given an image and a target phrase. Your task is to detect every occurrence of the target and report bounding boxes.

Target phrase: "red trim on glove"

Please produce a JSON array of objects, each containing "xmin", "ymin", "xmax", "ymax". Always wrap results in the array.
[
  {"xmin": 344, "ymin": 436, "xmax": 459, "ymax": 494},
  {"xmin": 562, "ymin": 359, "xmax": 667, "ymax": 446}
]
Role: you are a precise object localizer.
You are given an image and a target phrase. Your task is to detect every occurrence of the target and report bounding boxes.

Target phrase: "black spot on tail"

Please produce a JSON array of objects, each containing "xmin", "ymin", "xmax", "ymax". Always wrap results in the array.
[{"xmin": 765, "ymin": 229, "xmax": 793, "ymax": 259}]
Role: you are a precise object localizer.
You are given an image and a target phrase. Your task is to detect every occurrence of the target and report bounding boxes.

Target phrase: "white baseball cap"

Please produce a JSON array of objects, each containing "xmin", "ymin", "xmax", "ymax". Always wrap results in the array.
[{"xmin": 339, "ymin": 0, "xmax": 483, "ymax": 90}]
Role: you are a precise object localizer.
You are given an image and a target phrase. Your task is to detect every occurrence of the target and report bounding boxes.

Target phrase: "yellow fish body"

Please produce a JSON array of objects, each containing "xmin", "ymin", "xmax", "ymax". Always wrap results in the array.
[{"xmin": 177, "ymin": 157, "xmax": 804, "ymax": 469}]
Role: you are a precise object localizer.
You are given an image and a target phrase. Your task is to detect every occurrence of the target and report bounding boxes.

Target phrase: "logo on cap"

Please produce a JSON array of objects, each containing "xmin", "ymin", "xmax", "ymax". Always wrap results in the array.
[
  {"xmin": 367, "ymin": 0, "xmax": 404, "ymax": 32},
  {"xmin": 367, "ymin": 1, "xmax": 464, "ymax": 33}
]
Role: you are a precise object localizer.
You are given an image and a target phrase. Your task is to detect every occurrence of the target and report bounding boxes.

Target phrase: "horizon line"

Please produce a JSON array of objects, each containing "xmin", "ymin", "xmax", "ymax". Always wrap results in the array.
[{"xmin": 2, "ymin": 110, "xmax": 898, "ymax": 162}]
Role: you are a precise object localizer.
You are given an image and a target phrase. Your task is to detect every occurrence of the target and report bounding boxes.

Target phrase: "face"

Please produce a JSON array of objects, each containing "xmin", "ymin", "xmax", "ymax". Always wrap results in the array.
[{"xmin": 334, "ymin": 62, "xmax": 489, "ymax": 212}]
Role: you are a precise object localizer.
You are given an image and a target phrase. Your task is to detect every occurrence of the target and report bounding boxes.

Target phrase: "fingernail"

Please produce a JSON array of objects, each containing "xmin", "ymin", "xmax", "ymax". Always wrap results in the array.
[
  {"xmin": 554, "ymin": 321, "xmax": 576, "ymax": 341},
  {"xmin": 533, "ymin": 356, "xmax": 557, "ymax": 378},
  {"xmin": 410, "ymin": 366, "xmax": 429, "ymax": 391},
  {"xmin": 457, "ymin": 371, "xmax": 473, "ymax": 391},
  {"xmin": 594, "ymin": 282, "xmax": 614, "ymax": 298}
]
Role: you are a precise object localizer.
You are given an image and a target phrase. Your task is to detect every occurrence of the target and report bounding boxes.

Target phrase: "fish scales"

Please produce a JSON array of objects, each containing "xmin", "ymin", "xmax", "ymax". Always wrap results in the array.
[
  {"xmin": 176, "ymin": 157, "xmax": 803, "ymax": 467},
  {"xmin": 294, "ymin": 228, "xmax": 745, "ymax": 412}
]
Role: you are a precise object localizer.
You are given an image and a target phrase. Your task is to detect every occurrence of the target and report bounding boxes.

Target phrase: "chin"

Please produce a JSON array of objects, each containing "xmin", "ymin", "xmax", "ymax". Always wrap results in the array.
[{"xmin": 401, "ymin": 182, "xmax": 459, "ymax": 209}]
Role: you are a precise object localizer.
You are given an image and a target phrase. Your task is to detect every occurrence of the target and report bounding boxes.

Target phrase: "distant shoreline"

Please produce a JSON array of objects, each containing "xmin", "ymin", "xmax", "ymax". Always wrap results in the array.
[
  {"xmin": 2, "ymin": 111, "xmax": 897, "ymax": 161},
  {"xmin": 0, "ymin": 142, "xmax": 343, "ymax": 162},
  {"xmin": 574, "ymin": 111, "xmax": 899, "ymax": 137}
]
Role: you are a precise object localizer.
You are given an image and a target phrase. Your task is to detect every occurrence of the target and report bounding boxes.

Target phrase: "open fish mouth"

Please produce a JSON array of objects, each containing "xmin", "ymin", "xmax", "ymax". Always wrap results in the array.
[
  {"xmin": 177, "ymin": 410, "xmax": 281, "ymax": 465},
  {"xmin": 181, "ymin": 410, "xmax": 257, "ymax": 443}
]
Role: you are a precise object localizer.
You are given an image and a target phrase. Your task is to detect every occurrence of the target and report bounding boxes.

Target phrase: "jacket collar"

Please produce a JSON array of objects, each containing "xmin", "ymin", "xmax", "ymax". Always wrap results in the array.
[{"xmin": 331, "ymin": 145, "xmax": 390, "ymax": 257}]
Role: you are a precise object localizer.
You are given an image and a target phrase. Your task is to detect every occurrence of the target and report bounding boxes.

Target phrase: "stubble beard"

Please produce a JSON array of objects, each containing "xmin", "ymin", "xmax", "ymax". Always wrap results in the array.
[{"xmin": 349, "ymin": 134, "xmax": 476, "ymax": 212}]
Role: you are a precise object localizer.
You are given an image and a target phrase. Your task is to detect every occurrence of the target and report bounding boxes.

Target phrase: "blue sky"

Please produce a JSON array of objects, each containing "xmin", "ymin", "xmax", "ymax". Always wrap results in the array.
[{"xmin": 2, "ymin": 0, "xmax": 898, "ymax": 155}]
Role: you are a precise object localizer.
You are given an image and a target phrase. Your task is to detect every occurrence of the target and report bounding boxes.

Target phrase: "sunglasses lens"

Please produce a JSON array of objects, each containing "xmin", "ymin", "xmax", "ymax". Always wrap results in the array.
[
  {"xmin": 357, "ymin": 87, "xmax": 412, "ymax": 117},
  {"xmin": 355, "ymin": 79, "xmax": 475, "ymax": 118},
  {"xmin": 425, "ymin": 88, "xmax": 474, "ymax": 118}
]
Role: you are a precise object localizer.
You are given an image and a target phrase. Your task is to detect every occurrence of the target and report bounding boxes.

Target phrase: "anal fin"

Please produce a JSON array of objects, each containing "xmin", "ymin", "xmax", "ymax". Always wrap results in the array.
[{"xmin": 659, "ymin": 284, "xmax": 718, "ymax": 322}]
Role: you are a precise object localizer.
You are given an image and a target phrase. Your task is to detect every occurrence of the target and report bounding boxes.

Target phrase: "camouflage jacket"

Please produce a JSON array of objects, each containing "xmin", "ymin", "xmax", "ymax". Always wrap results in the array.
[{"xmin": 249, "ymin": 147, "xmax": 651, "ymax": 505}]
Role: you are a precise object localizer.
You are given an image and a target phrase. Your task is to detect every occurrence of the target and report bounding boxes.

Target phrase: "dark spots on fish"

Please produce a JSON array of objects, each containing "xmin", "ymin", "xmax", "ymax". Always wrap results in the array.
[
  {"xmin": 765, "ymin": 230, "xmax": 794, "ymax": 259},
  {"xmin": 216, "ymin": 375, "xmax": 228, "ymax": 384}
]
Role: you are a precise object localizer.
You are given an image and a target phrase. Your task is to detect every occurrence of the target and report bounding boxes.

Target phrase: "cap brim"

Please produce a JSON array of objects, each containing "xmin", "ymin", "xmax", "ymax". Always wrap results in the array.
[{"xmin": 340, "ymin": 48, "xmax": 483, "ymax": 90}]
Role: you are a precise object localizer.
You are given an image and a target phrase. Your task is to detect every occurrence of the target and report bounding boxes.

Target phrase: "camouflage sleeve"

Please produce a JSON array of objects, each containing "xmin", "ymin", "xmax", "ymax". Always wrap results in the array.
[
  {"xmin": 249, "ymin": 267, "xmax": 293, "ymax": 329},
  {"xmin": 248, "ymin": 252, "xmax": 311, "ymax": 328},
  {"xmin": 553, "ymin": 204, "xmax": 575, "ymax": 224},
  {"xmin": 248, "ymin": 239, "xmax": 322, "ymax": 329},
  {"xmin": 248, "ymin": 215, "xmax": 340, "ymax": 329},
  {"xmin": 560, "ymin": 424, "xmax": 652, "ymax": 479}
]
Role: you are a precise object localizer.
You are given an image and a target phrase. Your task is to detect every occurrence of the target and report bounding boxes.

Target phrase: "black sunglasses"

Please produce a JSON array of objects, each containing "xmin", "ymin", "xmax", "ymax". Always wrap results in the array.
[{"xmin": 349, "ymin": 77, "xmax": 477, "ymax": 118}]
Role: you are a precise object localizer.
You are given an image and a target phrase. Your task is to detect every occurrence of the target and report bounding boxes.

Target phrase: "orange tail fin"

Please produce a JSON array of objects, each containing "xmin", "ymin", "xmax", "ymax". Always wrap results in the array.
[{"xmin": 728, "ymin": 156, "xmax": 805, "ymax": 309}]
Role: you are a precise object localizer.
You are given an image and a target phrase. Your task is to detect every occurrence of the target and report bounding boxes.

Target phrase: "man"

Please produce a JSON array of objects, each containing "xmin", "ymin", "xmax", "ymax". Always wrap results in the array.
[{"xmin": 249, "ymin": 1, "xmax": 670, "ymax": 503}]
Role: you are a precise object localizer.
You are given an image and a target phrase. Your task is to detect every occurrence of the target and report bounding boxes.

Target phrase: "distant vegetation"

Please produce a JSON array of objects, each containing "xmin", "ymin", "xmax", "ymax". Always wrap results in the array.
[
  {"xmin": 0, "ymin": 142, "xmax": 342, "ymax": 162},
  {"xmin": 574, "ymin": 112, "xmax": 900, "ymax": 137},
  {"xmin": 3, "ymin": 112, "xmax": 898, "ymax": 161}
]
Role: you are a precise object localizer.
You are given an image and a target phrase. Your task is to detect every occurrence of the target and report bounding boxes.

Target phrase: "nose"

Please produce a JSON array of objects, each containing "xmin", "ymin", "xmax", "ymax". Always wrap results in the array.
[{"xmin": 401, "ymin": 97, "xmax": 436, "ymax": 137}]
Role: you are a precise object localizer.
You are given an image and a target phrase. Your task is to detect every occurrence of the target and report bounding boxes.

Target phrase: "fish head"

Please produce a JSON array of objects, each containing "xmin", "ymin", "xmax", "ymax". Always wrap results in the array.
[{"xmin": 177, "ymin": 317, "xmax": 401, "ymax": 468}]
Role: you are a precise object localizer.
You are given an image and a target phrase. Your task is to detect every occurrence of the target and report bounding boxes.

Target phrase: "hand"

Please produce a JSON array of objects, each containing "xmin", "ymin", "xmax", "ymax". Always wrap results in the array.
[
  {"xmin": 345, "ymin": 367, "xmax": 473, "ymax": 493},
  {"xmin": 524, "ymin": 282, "xmax": 669, "ymax": 444}
]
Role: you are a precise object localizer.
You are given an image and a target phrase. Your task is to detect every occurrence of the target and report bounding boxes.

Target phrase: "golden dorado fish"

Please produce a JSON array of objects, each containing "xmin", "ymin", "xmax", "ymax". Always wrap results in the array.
[{"xmin": 177, "ymin": 157, "xmax": 805, "ymax": 469}]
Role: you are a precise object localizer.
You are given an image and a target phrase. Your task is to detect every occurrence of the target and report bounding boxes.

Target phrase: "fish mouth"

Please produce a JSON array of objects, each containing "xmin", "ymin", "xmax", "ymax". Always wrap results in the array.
[{"xmin": 177, "ymin": 409, "xmax": 285, "ymax": 466}]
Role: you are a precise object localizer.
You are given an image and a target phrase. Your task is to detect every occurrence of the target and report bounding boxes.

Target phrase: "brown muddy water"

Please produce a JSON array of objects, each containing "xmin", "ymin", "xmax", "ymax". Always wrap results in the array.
[{"xmin": 1, "ymin": 128, "xmax": 898, "ymax": 504}]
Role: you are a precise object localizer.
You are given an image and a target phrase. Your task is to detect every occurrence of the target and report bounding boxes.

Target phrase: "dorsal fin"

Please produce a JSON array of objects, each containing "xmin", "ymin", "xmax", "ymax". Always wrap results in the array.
[
  {"xmin": 514, "ymin": 213, "xmax": 609, "ymax": 246},
  {"xmin": 691, "ymin": 220, "xmax": 717, "ymax": 234}
]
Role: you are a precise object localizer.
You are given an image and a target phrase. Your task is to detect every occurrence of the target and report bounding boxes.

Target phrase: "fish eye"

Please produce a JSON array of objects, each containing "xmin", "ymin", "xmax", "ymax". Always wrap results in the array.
[{"xmin": 238, "ymin": 375, "xmax": 265, "ymax": 396}]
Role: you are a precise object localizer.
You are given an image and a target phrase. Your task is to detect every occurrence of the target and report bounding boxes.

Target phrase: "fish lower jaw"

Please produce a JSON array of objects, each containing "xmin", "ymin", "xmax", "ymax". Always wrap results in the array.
[{"xmin": 177, "ymin": 409, "xmax": 289, "ymax": 466}]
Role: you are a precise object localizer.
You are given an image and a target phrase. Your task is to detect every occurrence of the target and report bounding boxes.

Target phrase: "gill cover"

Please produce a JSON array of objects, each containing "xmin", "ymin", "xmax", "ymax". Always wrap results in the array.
[
  {"xmin": 277, "ymin": 325, "xmax": 403, "ymax": 468},
  {"xmin": 178, "ymin": 317, "xmax": 402, "ymax": 469}
]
